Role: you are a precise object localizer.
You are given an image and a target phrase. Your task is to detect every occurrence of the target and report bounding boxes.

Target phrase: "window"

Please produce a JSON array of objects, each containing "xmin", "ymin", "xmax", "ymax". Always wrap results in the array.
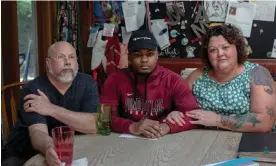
[{"xmin": 17, "ymin": 1, "xmax": 38, "ymax": 81}]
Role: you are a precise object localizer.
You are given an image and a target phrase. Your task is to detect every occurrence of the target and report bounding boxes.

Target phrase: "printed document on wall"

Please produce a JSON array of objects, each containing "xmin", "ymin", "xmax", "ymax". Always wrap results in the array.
[
  {"xmin": 271, "ymin": 39, "xmax": 276, "ymax": 58},
  {"xmin": 225, "ymin": 1, "xmax": 256, "ymax": 37},
  {"xmin": 151, "ymin": 19, "xmax": 170, "ymax": 50},
  {"xmin": 122, "ymin": 1, "xmax": 146, "ymax": 32},
  {"xmin": 121, "ymin": 26, "xmax": 132, "ymax": 44},
  {"xmin": 254, "ymin": 1, "xmax": 276, "ymax": 22}
]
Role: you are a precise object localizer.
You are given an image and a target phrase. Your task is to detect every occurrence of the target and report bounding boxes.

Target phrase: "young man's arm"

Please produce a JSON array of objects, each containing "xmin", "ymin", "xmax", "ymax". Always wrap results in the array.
[
  {"xmin": 165, "ymin": 76, "xmax": 200, "ymax": 133},
  {"xmin": 111, "ymin": 106, "xmax": 134, "ymax": 133},
  {"xmin": 100, "ymin": 73, "xmax": 135, "ymax": 133}
]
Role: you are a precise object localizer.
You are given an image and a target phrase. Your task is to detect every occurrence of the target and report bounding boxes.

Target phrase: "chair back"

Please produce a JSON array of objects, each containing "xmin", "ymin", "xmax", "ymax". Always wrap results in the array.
[{"xmin": 1, "ymin": 82, "xmax": 26, "ymax": 137}]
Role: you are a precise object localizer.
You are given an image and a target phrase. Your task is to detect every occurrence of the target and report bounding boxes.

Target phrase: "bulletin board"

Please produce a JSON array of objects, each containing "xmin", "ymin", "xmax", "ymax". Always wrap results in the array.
[
  {"xmin": 92, "ymin": 1, "xmax": 276, "ymax": 60},
  {"xmin": 249, "ymin": 13, "xmax": 276, "ymax": 59},
  {"xmin": 149, "ymin": 1, "xmax": 201, "ymax": 59},
  {"xmin": 148, "ymin": 1, "xmax": 276, "ymax": 59}
]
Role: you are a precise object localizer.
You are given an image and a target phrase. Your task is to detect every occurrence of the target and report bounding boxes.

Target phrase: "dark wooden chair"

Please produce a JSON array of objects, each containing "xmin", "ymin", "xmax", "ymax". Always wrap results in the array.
[{"xmin": 1, "ymin": 82, "xmax": 26, "ymax": 138}]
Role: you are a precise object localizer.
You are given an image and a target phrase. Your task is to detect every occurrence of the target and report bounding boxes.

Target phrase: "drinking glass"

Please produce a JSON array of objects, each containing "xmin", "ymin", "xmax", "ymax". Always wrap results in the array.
[
  {"xmin": 52, "ymin": 126, "xmax": 75, "ymax": 166},
  {"xmin": 97, "ymin": 104, "xmax": 112, "ymax": 136}
]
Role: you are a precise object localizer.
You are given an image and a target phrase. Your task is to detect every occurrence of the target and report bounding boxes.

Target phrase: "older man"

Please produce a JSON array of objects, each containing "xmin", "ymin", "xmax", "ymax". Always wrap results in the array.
[{"xmin": 2, "ymin": 41, "xmax": 99, "ymax": 166}]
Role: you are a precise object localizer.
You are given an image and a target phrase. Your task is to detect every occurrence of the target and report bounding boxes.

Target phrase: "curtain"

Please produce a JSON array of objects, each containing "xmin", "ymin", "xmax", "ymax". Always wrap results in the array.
[{"xmin": 57, "ymin": 1, "xmax": 83, "ymax": 70}]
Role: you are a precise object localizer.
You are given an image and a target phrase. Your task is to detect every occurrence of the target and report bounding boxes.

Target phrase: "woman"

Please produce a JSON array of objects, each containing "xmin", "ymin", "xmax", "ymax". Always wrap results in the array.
[{"xmin": 164, "ymin": 24, "xmax": 276, "ymax": 132}]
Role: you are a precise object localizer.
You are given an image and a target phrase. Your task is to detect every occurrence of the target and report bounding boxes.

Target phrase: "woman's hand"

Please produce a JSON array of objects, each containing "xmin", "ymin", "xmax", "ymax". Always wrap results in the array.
[
  {"xmin": 163, "ymin": 111, "xmax": 185, "ymax": 126},
  {"xmin": 186, "ymin": 109, "xmax": 220, "ymax": 127}
]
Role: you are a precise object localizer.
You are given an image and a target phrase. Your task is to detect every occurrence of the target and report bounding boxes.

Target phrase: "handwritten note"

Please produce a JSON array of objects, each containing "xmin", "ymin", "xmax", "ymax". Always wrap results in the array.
[
  {"xmin": 254, "ymin": 1, "xmax": 276, "ymax": 22},
  {"xmin": 159, "ymin": 47, "xmax": 180, "ymax": 58}
]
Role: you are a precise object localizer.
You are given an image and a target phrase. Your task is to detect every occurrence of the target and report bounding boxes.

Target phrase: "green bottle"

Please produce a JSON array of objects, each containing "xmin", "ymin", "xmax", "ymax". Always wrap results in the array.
[{"xmin": 97, "ymin": 104, "xmax": 111, "ymax": 136}]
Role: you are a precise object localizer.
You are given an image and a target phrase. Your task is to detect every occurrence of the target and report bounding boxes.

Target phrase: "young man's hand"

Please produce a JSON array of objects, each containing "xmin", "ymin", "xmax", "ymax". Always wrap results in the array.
[
  {"xmin": 159, "ymin": 123, "xmax": 170, "ymax": 136},
  {"xmin": 142, "ymin": 123, "xmax": 170, "ymax": 138},
  {"xmin": 129, "ymin": 119, "xmax": 161, "ymax": 138}
]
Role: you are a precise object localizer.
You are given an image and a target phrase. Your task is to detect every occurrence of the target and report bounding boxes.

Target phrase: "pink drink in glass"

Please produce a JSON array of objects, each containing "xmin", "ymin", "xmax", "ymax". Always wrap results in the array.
[{"xmin": 52, "ymin": 126, "xmax": 75, "ymax": 166}]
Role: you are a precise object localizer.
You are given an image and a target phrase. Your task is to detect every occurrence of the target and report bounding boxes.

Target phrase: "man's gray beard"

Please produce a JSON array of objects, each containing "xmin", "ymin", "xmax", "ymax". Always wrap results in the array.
[{"xmin": 48, "ymin": 67, "xmax": 78, "ymax": 83}]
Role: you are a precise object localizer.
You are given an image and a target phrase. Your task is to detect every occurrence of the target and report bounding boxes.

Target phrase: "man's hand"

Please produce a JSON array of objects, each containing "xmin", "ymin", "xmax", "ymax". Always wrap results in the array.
[
  {"xmin": 45, "ymin": 146, "xmax": 61, "ymax": 166},
  {"xmin": 159, "ymin": 123, "xmax": 170, "ymax": 136},
  {"xmin": 143, "ymin": 123, "xmax": 170, "ymax": 138},
  {"xmin": 163, "ymin": 111, "xmax": 185, "ymax": 126},
  {"xmin": 129, "ymin": 119, "xmax": 161, "ymax": 138},
  {"xmin": 23, "ymin": 89, "xmax": 56, "ymax": 116}
]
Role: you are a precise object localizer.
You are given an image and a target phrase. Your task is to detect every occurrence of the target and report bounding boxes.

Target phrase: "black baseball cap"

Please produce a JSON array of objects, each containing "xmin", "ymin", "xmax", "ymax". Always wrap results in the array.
[{"xmin": 128, "ymin": 30, "xmax": 160, "ymax": 53}]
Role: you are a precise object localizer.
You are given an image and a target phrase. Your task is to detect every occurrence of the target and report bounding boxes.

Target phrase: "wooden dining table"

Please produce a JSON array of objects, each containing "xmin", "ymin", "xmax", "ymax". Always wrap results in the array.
[{"xmin": 24, "ymin": 129, "xmax": 276, "ymax": 166}]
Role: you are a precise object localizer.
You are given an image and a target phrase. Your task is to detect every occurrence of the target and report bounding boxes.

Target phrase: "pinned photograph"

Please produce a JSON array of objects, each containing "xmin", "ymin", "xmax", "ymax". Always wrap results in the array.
[{"xmin": 229, "ymin": 7, "xmax": 237, "ymax": 16}]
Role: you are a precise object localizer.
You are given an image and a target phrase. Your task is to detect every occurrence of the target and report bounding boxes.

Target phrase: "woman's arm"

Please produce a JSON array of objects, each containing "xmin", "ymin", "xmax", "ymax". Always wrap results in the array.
[
  {"xmin": 186, "ymin": 68, "xmax": 204, "ymax": 89},
  {"xmin": 217, "ymin": 66, "xmax": 276, "ymax": 132}
]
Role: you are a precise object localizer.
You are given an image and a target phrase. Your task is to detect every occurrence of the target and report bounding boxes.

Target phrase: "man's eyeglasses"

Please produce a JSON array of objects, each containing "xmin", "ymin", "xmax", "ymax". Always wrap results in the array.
[{"xmin": 48, "ymin": 54, "xmax": 78, "ymax": 61}]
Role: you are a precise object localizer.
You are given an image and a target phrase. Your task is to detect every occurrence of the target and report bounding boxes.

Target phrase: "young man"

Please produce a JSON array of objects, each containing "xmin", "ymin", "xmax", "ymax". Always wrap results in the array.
[
  {"xmin": 100, "ymin": 30, "xmax": 200, "ymax": 139},
  {"xmin": 2, "ymin": 41, "xmax": 99, "ymax": 166}
]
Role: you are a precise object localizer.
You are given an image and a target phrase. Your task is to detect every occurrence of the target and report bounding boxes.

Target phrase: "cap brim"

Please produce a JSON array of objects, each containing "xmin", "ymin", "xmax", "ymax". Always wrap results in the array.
[{"xmin": 128, "ymin": 43, "xmax": 158, "ymax": 53}]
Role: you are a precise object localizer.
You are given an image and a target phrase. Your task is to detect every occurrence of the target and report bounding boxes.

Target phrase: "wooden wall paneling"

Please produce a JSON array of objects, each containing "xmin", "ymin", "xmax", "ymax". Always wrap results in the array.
[
  {"xmin": 249, "ymin": 59, "xmax": 276, "ymax": 72},
  {"xmin": 36, "ymin": 1, "xmax": 56, "ymax": 75},
  {"xmin": 158, "ymin": 59, "xmax": 203, "ymax": 74},
  {"xmin": 1, "ymin": 1, "xmax": 20, "ymax": 86},
  {"xmin": 158, "ymin": 58, "xmax": 276, "ymax": 75},
  {"xmin": 79, "ymin": 1, "xmax": 94, "ymax": 74}
]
